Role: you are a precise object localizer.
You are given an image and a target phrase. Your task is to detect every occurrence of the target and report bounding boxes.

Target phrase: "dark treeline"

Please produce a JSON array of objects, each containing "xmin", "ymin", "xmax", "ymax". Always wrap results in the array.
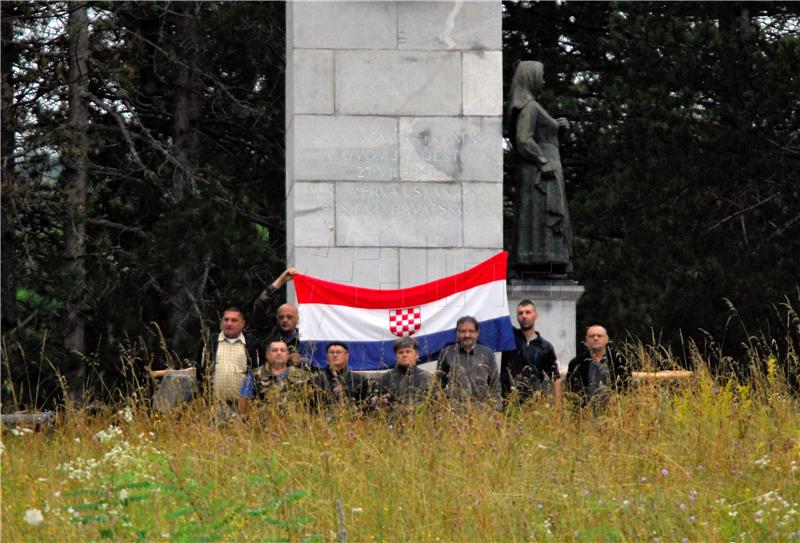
[
  {"xmin": 2, "ymin": 1, "xmax": 286, "ymax": 407},
  {"xmin": 503, "ymin": 2, "xmax": 799, "ymax": 376},
  {"xmin": 1, "ymin": 2, "xmax": 799, "ymax": 408}
]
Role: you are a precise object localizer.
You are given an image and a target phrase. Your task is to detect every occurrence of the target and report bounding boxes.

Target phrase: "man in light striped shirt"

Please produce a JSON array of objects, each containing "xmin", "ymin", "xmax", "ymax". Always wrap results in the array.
[{"xmin": 196, "ymin": 306, "xmax": 263, "ymax": 405}]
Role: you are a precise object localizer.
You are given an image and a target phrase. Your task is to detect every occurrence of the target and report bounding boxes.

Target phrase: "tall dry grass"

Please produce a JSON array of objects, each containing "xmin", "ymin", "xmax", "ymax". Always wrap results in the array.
[{"xmin": 3, "ymin": 344, "xmax": 799, "ymax": 542}]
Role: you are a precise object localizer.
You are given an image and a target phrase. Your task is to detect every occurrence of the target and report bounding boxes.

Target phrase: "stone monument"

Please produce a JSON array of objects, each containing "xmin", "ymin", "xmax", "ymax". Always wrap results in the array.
[
  {"xmin": 285, "ymin": 2, "xmax": 581, "ymax": 369},
  {"xmin": 285, "ymin": 1, "xmax": 503, "ymax": 294}
]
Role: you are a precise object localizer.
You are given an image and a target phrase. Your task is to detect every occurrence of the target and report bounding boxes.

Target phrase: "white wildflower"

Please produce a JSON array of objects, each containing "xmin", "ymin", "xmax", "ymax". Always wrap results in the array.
[
  {"xmin": 119, "ymin": 407, "xmax": 134, "ymax": 424},
  {"xmin": 93, "ymin": 425, "xmax": 123, "ymax": 443},
  {"xmin": 119, "ymin": 489, "xmax": 129, "ymax": 501},
  {"xmin": 754, "ymin": 455, "xmax": 770, "ymax": 469},
  {"xmin": 351, "ymin": 507, "xmax": 363, "ymax": 514},
  {"xmin": 24, "ymin": 508, "xmax": 44, "ymax": 526}
]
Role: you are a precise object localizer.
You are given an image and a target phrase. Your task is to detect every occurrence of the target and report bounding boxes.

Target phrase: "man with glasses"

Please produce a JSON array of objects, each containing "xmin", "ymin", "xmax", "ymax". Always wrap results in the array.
[
  {"xmin": 437, "ymin": 316, "xmax": 501, "ymax": 409},
  {"xmin": 312, "ymin": 342, "xmax": 369, "ymax": 406}
]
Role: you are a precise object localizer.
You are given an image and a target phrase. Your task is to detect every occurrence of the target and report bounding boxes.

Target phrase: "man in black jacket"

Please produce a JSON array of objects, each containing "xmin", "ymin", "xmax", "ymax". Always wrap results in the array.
[
  {"xmin": 196, "ymin": 306, "xmax": 263, "ymax": 406},
  {"xmin": 501, "ymin": 300, "xmax": 561, "ymax": 404},
  {"xmin": 565, "ymin": 325, "xmax": 631, "ymax": 410},
  {"xmin": 380, "ymin": 337, "xmax": 434, "ymax": 406},
  {"xmin": 253, "ymin": 268, "xmax": 309, "ymax": 368},
  {"xmin": 312, "ymin": 342, "xmax": 370, "ymax": 406}
]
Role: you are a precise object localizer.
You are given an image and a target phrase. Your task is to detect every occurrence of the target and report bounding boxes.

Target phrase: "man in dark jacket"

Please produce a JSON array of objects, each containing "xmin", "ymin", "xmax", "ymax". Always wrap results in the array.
[
  {"xmin": 312, "ymin": 342, "xmax": 370, "ymax": 406},
  {"xmin": 196, "ymin": 306, "xmax": 263, "ymax": 406},
  {"xmin": 253, "ymin": 268, "xmax": 310, "ymax": 368},
  {"xmin": 437, "ymin": 316, "xmax": 501, "ymax": 408},
  {"xmin": 565, "ymin": 325, "xmax": 631, "ymax": 410},
  {"xmin": 380, "ymin": 337, "xmax": 434, "ymax": 406},
  {"xmin": 501, "ymin": 300, "xmax": 561, "ymax": 404}
]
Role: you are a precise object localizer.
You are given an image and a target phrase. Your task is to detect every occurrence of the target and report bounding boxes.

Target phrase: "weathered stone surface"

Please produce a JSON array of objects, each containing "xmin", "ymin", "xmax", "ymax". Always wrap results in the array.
[
  {"xmin": 336, "ymin": 182, "xmax": 462, "ymax": 247},
  {"xmin": 463, "ymin": 51, "xmax": 502, "ymax": 116},
  {"xmin": 463, "ymin": 182, "xmax": 503, "ymax": 247},
  {"xmin": 399, "ymin": 117, "xmax": 502, "ymax": 181},
  {"xmin": 292, "ymin": 116, "xmax": 398, "ymax": 181},
  {"xmin": 398, "ymin": 248, "xmax": 499, "ymax": 287},
  {"xmin": 291, "ymin": 1, "xmax": 397, "ymax": 49},
  {"xmin": 291, "ymin": 182, "xmax": 335, "ymax": 247},
  {"xmin": 398, "ymin": 1, "xmax": 501, "ymax": 50},
  {"xmin": 294, "ymin": 247, "xmax": 399, "ymax": 288},
  {"xmin": 335, "ymin": 51, "xmax": 461, "ymax": 116},
  {"xmin": 292, "ymin": 49, "xmax": 334, "ymax": 115}
]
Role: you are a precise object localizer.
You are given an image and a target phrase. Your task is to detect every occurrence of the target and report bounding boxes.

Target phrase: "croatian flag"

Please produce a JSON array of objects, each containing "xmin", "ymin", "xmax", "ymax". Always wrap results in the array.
[{"xmin": 294, "ymin": 252, "xmax": 515, "ymax": 370}]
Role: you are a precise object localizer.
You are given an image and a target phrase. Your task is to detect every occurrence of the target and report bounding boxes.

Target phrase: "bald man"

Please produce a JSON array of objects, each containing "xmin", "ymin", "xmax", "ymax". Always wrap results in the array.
[
  {"xmin": 254, "ymin": 268, "xmax": 310, "ymax": 368},
  {"xmin": 565, "ymin": 325, "xmax": 631, "ymax": 409}
]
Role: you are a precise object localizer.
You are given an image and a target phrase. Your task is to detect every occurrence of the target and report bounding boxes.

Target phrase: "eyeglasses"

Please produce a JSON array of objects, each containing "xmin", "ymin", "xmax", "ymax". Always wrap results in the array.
[{"xmin": 328, "ymin": 350, "xmax": 347, "ymax": 356}]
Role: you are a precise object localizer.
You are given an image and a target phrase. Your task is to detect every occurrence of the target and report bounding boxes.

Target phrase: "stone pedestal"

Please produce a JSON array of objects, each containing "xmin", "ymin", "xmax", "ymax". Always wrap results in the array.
[
  {"xmin": 285, "ymin": 1, "xmax": 503, "ymax": 300},
  {"xmin": 507, "ymin": 279, "xmax": 585, "ymax": 372}
]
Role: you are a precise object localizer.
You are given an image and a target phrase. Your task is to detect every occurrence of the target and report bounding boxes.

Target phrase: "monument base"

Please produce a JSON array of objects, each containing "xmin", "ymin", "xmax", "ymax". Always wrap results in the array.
[{"xmin": 507, "ymin": 278, "xmax": 584, "ymax": 372}]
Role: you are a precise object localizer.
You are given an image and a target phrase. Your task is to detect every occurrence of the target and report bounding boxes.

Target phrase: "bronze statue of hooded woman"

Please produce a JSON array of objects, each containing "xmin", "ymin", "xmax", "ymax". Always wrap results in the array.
[{"xmin": 507, "ymin": 61, "xmax": 573, "ymax": 274}]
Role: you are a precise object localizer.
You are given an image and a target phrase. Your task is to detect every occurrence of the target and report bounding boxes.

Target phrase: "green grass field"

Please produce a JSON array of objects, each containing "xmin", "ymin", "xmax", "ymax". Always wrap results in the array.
[{"xmin": 3, "ymin": 362, "xmax": 799, "ymax": 542}]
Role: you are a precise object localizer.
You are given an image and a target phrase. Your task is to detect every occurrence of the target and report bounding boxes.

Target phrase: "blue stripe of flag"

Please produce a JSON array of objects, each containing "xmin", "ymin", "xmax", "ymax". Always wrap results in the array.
[{"xmin": 299, "ymin": 315, "xmax": 515, "ymax": 371}]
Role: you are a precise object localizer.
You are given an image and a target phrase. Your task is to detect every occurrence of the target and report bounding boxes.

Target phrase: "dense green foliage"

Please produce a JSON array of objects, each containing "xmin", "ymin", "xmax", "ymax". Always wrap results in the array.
[
  {"xmin": 504, "ymin": 2, "xmax": 799, "ymax": 358},
  {"xmin": 2, "ymin": 2, "xmax": 286, "ymax": 405}
]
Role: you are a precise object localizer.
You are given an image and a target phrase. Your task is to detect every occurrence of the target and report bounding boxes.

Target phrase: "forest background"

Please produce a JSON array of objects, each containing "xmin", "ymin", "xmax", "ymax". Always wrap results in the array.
[{"xmin": 1, "ymin": 1, "xmax": 798, "ymax": 408}]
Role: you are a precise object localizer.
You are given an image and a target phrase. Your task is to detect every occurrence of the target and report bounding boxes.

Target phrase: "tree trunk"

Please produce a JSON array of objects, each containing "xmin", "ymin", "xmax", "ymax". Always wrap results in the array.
[
  {"xmin": 63, "ymin": 0, "xmax": 90, "ymax": 403},
  {"xmin": 1, "ymin": 11, "xmax": 18, "ymax": 331},
  {"xmin": 167, "ymin": 2, "xmax": 203, "ymax": 349}
]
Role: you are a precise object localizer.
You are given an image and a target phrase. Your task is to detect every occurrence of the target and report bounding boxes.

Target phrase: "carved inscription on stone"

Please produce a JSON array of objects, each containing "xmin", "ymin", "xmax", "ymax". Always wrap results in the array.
[{"xmin": 336, "ymin": 182, "xmax": 463, "ymax": 247}]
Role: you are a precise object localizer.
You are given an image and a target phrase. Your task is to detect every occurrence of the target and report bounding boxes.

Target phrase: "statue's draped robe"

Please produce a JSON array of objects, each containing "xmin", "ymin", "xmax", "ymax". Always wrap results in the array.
[{"xmin": 507, "ymin": 61, "xmax": 572, "ymax": 272}]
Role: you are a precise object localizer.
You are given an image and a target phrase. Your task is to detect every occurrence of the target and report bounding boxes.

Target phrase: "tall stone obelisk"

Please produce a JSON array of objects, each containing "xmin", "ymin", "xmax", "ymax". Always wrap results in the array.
[
  {"xmin": 285, "ymin": 1, "xmax": 582, "ymax": 368},
  {"xmin": 285, "ymin": 1, "xmax": 503, "ymax": 295}
]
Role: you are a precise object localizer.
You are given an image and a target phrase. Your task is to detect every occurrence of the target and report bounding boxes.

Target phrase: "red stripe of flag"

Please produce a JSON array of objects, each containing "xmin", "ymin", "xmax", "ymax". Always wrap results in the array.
[{"xmin": 294, "ymin": 251, "xmax": 508, "ymax": 309}]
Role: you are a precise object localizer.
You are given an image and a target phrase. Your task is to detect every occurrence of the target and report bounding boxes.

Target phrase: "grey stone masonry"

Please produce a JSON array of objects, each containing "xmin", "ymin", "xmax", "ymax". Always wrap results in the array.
[{"xmin": 286, "ymin": 1, "xmax": 503, "ymax": 294}]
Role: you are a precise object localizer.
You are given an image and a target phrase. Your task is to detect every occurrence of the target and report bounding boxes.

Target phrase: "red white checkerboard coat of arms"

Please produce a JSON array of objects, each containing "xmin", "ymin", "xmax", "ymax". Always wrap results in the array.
[{"xmin": 388, "ymin": 307, "xmax": 422, "ymax": 337}]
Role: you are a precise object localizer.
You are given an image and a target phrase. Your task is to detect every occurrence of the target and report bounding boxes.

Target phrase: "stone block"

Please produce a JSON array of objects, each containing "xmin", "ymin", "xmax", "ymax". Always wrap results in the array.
[
  {"xmin": 291, "ymin": 182, "xmax": 335, "ymax": 247},
  {"xmin": 294, "ymin": 247, "xmax": 399, "ymax": 288},
  {"xmin": 286, "ymin": 181, "xmax": 295, "ymax": 250},
  {"xmin": 398, "ymin": 1, "xmax": 501, "ymax": 50},
  {"xmin": 292, "ymin": 116, "xmax": 399, "ymax": 181},
  {"xmin": 398, "ymin": 248, "xmax": 499, "ymax": 287},
  {"xmin": 291, "ymin": 1, "xmax": 397, "ymax": 49},
  {"xmin": 336, "ymin": 182, "xmax": 462, "ymax": 247},
  {"xmin": 463, "ymin": 182, "xmax": 503, "ymax": 247},
  {"xmin": 463, "ymin": 51, "xmax": 502, "ymax": 116},
  {"xmin": 335, "ymin": 51, "xmax": 461, "ymax": 116},
  {"xmin": 285, "ymin": 119, "xmax": 295, "ymax": 191},
  {"xmin": 292, "ymin": 49, "xmax": 334, "ymax": 115},
  {"xmin": 399, "ymin": 117, "xmax": 502, "ymax": 181}
]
